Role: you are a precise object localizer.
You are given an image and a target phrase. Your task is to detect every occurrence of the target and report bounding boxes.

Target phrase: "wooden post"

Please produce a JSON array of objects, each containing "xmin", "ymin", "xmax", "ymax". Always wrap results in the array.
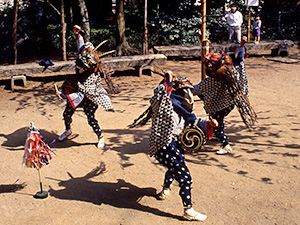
[
  {"xmin": 143, "ymin": 0, "xmax": 148, "ymax": 55},
  {"xmin": 247, "ymin": 8, "xmax": 251, "ymax": 42},
  {"xmin": 12, "ymin": 0, "xmax": 18, "ymax": 65},
  {"xmin": 60, "ymin": 0, "xmax": 67, "ymax": 61},
  {"xmin": 201, "ymin": 0, "xmax": 208, "ymax": 80}
]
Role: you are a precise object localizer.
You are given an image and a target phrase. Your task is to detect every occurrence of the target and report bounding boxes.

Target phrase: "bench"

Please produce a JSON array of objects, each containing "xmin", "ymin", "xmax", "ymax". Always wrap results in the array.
[
  {"xmin": 0, "ymin": 61, "xmax": 76, "ymax": 90},
  {"xmin": 103, "ymin": 54, "xmax": 167, "ymax": 76},
  {"xmin": 153, "ymin": 40, "xmax": 294, "ymax": 58},
  {"xmin": 11, "ymin": 74, "xmax": 27, "ymax": 90},
  {"xmin": 0, "ymin": 54, "xmax": 167, "ymax": 90}
]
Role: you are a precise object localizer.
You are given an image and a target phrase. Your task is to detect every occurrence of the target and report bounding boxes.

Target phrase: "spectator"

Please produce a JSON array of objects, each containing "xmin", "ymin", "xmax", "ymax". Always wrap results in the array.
[
  {"xmin": 73, "ymin": 25, "xmax": 85, "ymax": 51},
  {"xmin": 226, "ymin": 3, "xmax": 243, "ymax": 43},
  {"xmin": 253, "ymin": 15, "xmax": 261, "ymax": 44}
]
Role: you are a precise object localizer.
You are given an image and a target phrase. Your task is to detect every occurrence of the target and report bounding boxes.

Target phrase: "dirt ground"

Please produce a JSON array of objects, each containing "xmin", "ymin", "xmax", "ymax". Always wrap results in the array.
[{"xmin": 0, "ymin": 47, "xmax": 300, "ymax": 225}]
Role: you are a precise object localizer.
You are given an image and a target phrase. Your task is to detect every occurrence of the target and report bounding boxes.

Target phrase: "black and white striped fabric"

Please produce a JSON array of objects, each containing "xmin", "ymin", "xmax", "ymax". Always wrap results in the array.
[
  {"xmin": 78, "ymin": 72, "xmax": 113, "ymax": 111},
  {"xmin": 148, "ymin": 84, "xmax": 174, "ymax": 157}
]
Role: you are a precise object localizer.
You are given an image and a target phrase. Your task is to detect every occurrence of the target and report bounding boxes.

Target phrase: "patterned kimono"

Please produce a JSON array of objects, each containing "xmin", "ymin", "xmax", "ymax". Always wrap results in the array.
[
  {"xmin": 148, "ymin": 84, "xmax": 174, "ymax": 157},
  {"xmin": 76, "ymin": 45, "xmax": 113, "ymax": 111}
]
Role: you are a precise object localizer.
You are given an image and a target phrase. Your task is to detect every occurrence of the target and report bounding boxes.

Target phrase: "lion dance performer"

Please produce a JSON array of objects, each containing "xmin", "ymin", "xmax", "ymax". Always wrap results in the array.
[
  {"xmin": 57, "ymin": 41, "xmax": 116, "ymax": 148},
  {"xmin": 193, "ymin": 51, "xmax": 257, "ymax": 154},
  {"xmin": 130, "ymin": 72, "xmax": 215, "ymax": 221}
]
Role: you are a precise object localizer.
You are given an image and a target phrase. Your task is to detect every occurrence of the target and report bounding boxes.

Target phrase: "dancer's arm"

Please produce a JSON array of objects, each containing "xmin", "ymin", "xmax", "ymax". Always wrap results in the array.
[{"xmin": 54, "ymin": 84, "xmax": 64, "ymax": 100}]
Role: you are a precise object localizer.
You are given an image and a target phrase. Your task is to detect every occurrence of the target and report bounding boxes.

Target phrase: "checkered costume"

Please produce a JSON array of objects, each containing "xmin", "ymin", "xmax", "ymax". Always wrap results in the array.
[
  {"xmin": 78, "ymin": 71, "xmax": 113, "ymax": 111},
  {"xmin": 148, "ymin": 84, "xmax": 174, "ymax": 157},
  {"xmin": 76, "ymin": 43, "xmax": 113, "ymax": 111},
  {"xmin": 194, "ymin": 64, "xmax": 249, "ymax": 147},
  {"xmin": 196, "ymin": 65, "xmax": 248, "ymax": 115},
  {"xmin": 197, "ymin": 76, "xmax": 234, "ymax": 115}
]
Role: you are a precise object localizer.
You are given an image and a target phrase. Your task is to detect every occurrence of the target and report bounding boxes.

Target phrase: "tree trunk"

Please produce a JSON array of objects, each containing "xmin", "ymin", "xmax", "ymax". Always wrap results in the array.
[
  {"xmin": 78, "ymin": 0, "xmax": 90, "ymax": 42},
  {"xmin": 12, "ymin": 0, "xmax": 18, "ymax": 64},
  {"xmin": 116, "ymin": 0, "xmax": 139, "ymax": 56}
]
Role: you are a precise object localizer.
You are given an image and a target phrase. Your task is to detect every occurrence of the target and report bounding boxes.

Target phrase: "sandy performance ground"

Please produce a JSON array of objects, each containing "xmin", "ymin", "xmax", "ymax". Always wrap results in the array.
[{"xmin": 0, "ymin": 47, "xmax": 300, "ymax": 225}]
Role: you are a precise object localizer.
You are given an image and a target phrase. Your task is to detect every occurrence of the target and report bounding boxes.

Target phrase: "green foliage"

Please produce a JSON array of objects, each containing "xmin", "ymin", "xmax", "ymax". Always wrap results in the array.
[
  {"xmin": 262, "ymin": 11, "xmax": 300, "ymax": 41},
  {"xmin": 46, "ymin": 24, "xmax": 61, "ymax": 49},
  {"xmin": 148, "ymin": 2, "xmax": 202, "ymax": 46},
  {"xmin": 206, "ymin": 7, "xmax": 228, "ymax": 43},
  {"xmin": 90, "ymin": 27, "xmax": 117, "ymax": 51},
  {"xmin": 126, "ymin": 28, "xmax": 143, "ymax": 49}
]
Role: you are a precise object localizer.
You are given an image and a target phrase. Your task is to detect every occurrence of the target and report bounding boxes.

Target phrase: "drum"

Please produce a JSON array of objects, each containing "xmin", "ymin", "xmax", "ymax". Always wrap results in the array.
[{"xmin": 179, "ymin": 126, "xmax": 206, "ymax": 152}]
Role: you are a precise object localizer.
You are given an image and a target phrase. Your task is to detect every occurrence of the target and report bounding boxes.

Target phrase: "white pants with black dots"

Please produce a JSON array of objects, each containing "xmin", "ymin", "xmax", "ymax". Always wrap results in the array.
[
  {"xmin": 63, "ymin": 97, "xmax": 102, "ymax": 137},
  {"xmin": 155, "ymin": 140, "xmax": 193, "ymax": 208}
]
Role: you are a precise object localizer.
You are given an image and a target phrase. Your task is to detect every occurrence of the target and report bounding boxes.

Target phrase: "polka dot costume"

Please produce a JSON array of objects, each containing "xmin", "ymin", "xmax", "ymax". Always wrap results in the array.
[
  {"xmin": 63, "ymin": 97, "xmax": 102, "ymax": 137},
  {"xmin": 210, "ymin": 105, "xmax": 234, "ymax": 147},
  {"xmin": 149, "ymin": 82, "xmax": 195, "ymax": 208},
  {"xmin": 155, "ymin": 140, "xmax": 193, "ymax": 208}
]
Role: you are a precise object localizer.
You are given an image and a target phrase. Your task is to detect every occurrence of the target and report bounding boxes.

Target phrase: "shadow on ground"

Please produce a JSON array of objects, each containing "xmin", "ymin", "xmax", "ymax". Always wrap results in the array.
[
  {"xmin": 48, "ymin": 162, "xmax": 181, "ymax": 220},
  {"xmin": 0, "ymin": 127, "xmax": 95, "ymax": 151},
  {"xmin": 0, "ymin": 182, "xmax": 27, "ymax": 194}
]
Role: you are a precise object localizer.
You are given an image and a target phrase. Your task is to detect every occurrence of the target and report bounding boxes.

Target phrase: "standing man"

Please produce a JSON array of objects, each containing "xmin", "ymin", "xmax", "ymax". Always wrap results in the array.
[{"xmin": 226, "ymin": 3, "xmax": 243, "ymax": 43}]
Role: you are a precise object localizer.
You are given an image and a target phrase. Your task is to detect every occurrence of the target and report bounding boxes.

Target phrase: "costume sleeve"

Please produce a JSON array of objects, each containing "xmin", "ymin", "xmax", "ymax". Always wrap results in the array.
[
  {"xmin": 59, "ymin": 93, "xmax": 68, "ymax": 99},
  {"xmin": 192, "ymin": 84, "xmax": 203, "ymax": 99},
  {"xmin": 150, "ymin": 84, "xmax": 165, "ymax": 108},
  {"xmin": 150, "ymin": 76, "xmax": 172, "ymax": 108}
]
